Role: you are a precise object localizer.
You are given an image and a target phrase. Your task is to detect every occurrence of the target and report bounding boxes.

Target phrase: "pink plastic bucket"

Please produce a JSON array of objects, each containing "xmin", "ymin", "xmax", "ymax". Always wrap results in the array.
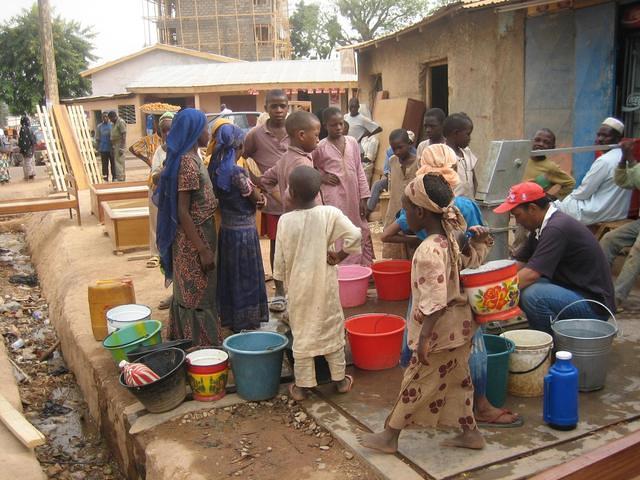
[{"xmin": 338, "ymin": 265, "xmax": 372, "ymax": 308}]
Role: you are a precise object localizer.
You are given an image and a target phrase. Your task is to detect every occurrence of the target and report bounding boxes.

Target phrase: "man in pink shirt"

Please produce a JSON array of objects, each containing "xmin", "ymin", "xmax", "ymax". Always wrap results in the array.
[{"xmin": 243, "ymin": 90, "xmax": 289, "ymax": 290}]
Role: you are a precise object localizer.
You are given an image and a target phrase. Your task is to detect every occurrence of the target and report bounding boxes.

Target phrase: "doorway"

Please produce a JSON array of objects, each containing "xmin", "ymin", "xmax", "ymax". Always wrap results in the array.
[{"xmin": 429, "ymin": 64, "xmax": 449, "ymax": 114}]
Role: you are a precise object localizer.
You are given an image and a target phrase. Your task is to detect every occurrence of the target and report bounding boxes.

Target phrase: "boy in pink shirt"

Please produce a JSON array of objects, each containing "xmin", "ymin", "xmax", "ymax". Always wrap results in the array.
[{"xmin": 258, "ymin": 110, "xmax": 321, "ymax": 308}]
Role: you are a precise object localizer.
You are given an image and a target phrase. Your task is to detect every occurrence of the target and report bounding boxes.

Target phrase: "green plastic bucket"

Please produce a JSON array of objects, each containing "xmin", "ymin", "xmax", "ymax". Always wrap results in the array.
[
  {"xmin": 484, "ymin": 334, "xmax": 515, "ymax": 408},
  {"xmin": 102, "ymin": 320, "xmax": 162, "ymax": 363}
]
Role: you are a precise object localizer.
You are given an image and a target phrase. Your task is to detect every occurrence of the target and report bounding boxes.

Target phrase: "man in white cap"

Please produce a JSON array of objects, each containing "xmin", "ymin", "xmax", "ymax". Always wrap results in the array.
[{"xmin": 555, "ymin": 117, "xmax": 631, "ymax": 225}]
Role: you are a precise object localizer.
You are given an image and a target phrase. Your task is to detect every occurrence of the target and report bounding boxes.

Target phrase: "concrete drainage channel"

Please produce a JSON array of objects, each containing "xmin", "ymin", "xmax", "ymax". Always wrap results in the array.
[{"xmin": 0, "ymin": 230, "xmax": 124, "ymax": 480}]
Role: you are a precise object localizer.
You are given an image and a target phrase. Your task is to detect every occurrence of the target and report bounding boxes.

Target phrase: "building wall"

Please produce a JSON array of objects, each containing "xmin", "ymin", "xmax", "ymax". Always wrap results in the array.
[
  {"xmin": 356, "ymin": 9, "xmax": 526, "ymax": 165},
  {"xmin": 158, "ymin": 0, "xmax": 290, "ymax": 61},
  {"xmin": 90, "ymin": 50, "xmax": 217, "ymax": 96},
  {"xmin": 66, "ymin": 96, "xmax": 145, "ymax": 148}
]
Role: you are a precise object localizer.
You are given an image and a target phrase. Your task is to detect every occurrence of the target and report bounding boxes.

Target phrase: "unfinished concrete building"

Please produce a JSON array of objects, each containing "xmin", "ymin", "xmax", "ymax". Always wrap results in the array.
[{"xmin": 142, "ymin": 0, "xmax": 291, "ymax": 61}]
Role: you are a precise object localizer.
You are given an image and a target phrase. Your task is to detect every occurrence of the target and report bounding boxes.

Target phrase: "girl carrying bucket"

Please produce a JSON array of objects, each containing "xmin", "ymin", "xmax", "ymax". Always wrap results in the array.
[{"xmin": 359, "ymin": 173, "xmax": 493, "ymax": 453}]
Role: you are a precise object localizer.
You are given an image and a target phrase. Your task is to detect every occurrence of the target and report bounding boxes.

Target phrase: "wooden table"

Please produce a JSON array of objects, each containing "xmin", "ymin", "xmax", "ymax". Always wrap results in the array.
[
  {"xmin": 102, "ymin": 199, "xmax": 149, "ymax": 253},
  {"xmin": 90, "ymin": 181, "xmax": 149, "ymax": 223}
]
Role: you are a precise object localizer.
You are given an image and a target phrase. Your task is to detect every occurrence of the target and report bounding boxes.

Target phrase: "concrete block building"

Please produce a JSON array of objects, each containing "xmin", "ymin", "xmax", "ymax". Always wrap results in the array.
[{"xmin": 143, "ymin": 0, "xmax": 291, "ymax": 61}]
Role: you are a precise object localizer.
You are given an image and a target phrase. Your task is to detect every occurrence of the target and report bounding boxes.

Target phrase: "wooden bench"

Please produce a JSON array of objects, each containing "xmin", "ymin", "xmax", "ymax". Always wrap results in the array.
[
  {"xmin": 90, "ymin": 181, "xmax": 149, "ymax": 223},
  {"xmin": 0, "ymin": 174, "xmax": 81, "ymax": 225},
  {"xmin": 589, "ymin": 219, "xmax": 634, "ymax": 241},
  {"xmin": 102, "ymin": 198, "xmax": 149, "ymax": 253}
]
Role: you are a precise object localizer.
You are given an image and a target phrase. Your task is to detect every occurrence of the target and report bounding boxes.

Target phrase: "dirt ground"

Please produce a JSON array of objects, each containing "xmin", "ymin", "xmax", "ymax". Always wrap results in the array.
[{"xmin": 141, "ymin": 398, "xmax": 378, "ymax": 480}]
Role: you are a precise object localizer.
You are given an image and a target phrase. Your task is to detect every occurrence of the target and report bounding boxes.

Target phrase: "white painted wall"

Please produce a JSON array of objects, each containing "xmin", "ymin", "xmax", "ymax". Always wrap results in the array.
[{"xmin": 90, "ymin": 50, "xmax": 220, "ymax": 96}]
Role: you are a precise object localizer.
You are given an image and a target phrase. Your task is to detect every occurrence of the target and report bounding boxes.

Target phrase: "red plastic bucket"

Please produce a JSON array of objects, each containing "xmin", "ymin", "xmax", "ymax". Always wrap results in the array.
[
  {"xmin": 371, "ymin": 260, "xmax": 412, "ymax": 301},
  {"xmin": 345, "ymin": 314, "xmax": 406, "ymax": 370},
  {"xmin": 338, "ymin": 265, "xmax": 372, "ymax": 308}
]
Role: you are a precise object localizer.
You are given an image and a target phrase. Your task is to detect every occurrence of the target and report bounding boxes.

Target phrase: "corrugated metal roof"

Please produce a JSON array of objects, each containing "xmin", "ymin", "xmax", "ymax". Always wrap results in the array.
[
  {"xmin": 126, "ymin": 59, "xmax": 357, "ymax": 92},
  {"xmin": 343, "ymin": 0, "xmax": 516, "ymax": 51}
]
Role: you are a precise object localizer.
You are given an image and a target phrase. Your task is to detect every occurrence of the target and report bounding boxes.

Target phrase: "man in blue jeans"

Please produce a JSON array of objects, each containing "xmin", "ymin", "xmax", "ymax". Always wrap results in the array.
[{"xmin": 494, "ymin": 182, "xmax": 615, "ymax": 333}]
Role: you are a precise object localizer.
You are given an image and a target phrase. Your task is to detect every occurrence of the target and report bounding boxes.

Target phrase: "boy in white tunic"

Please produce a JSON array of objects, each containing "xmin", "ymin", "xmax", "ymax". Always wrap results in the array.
[{"xmin": 274, "ymin": 166, "xmax": 362, "ymax": 401}]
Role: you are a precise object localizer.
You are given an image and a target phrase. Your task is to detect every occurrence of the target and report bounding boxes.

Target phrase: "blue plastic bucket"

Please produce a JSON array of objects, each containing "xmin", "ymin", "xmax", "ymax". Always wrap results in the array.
[
  {"xmin": 484, "ymin": 334, "xmax": 515, "ymax": 408},
  {"xmin": 223, "ymin": 331, "xmax": 288, "ymax": 401}
]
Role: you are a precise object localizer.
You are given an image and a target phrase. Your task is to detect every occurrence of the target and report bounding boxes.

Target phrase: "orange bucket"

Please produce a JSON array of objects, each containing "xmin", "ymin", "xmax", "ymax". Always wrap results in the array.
[{"xmin": 371, "ymin": 260, "xmax": 411, "ymax": 301}]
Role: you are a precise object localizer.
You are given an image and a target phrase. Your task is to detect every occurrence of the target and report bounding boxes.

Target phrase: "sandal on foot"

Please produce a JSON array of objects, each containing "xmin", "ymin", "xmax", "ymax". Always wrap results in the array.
[
  {"xmin": 265, "ymin": 274, "xmax": 274, "ymax": 283},
  {"xmin": 336, "ymin": 374, "xmax": 354, "ymax": 394},
  {"xmin": 269, "ymin": 296, "xmax": 287, "ymax": 312},
  {"xmin": 476, "ymin": 409, "xmax": 523, "ymax": 428},
  {"xmin": 146, "ymin": 256, "xmax": 160, "ymax": 268},
  {"xmin": 288, "ymin": 383, "xmax": 308, "ymax": 401},
  {"xmin": 158, "ymin": 295, "xmax": 172, "ymax": 310}
]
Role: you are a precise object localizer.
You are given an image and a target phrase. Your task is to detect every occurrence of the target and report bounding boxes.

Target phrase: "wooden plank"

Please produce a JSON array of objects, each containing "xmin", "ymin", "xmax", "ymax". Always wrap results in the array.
[
  {"xmin": 76, "ymin": 105, "xmax": 103, "ymax": 184},
  {"xmin": 52, "ymin": 104, "xmax": 88, "ymax": 190},
  {"xmin": 530, "ymin": 429, "xmax": 640, "ymax": 480},
  {"xmin": 45, "ymin": 105, "xmax": 71, "ymax": 191},
  {"xmin": 0, "ymin": 393, "xmax": 45, "ymax": 449}
]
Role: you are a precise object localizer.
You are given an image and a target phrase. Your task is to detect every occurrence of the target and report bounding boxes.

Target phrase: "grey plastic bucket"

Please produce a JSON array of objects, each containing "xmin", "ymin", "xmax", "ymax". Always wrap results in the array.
[{"xmin": 551, "ymin": 299, "xmax": 619, "ymax": 392}]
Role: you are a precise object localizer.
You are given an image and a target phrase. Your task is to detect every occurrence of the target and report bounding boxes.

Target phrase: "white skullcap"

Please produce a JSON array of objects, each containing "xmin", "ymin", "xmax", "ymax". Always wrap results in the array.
[
  {"xmin": 602, "ymin": 117, "xmax": 624, "ymax": 135},
  {"xmin": 407, "ymin": 130, "xmax": 416, "ymax": 143}
]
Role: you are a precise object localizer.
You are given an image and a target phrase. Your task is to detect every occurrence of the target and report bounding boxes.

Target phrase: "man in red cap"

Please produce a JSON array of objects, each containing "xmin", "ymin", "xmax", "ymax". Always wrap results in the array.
[{"xmin": 494, "ymin": 182, "xmax": 615, "ymax": 332}]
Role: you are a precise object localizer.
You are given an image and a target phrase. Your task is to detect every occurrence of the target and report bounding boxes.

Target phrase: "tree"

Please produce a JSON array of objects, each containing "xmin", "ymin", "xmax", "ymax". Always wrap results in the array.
[
  {"xmin": 290, "ymin": 1, "xmax": 345, "ymax": 59},
  {"xmin": 336, "ymin": 0, "xmax": 428, "ymax": 42},
  {"xmin": 0, "ymin": 5, "xmax": 96, "ymax": 115}
]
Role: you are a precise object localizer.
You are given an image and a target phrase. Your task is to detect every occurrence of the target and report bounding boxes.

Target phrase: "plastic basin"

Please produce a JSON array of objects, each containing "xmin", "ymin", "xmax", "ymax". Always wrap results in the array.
[
  {"xmin": 345, "ymin": 314, "xmax": 406, "ymax": 370},
  {"xmin": 371, "ymin": 260, "xmax": 411, "ymax": 301},
  {"xmin": 102, "ymin": 320, "xmax": 162, "ymax": 363},
  {"xmin": 338, "ymin": 265, "xmax": 372, "ymax": 308},
  {"xmin": 119, "ymin": 347, "xmax": 187, "ymax": 413},
  {"xmin": 106, "ymin": 304, "xmax": 152, "ymax": 334},
  {"xmin": 223, "ymin": 332, "xmax": 288, "ymax": 401}
]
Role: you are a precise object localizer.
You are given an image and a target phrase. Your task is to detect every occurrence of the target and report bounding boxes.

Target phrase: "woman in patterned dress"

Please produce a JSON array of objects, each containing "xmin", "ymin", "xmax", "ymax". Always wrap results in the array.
[
  {"xmin": 360, "ymin": 173, "xmax": 492, "ymax": 453},
  {"xmin": 154, "ymin": 108, "xmax": 220, "ymax": 346},
  {"xmin": 208, "ymin": 122, "xmax": 269, "ymax": 332}
]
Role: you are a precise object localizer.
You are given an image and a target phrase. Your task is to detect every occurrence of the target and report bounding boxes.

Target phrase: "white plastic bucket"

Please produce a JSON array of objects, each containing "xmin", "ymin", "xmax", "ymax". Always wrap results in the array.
[
  {"xmin": 501, "ymin": 329, "xmax": 553, "ymax": 397},
  {"xmin": 106, "ymin": 304, "xmax": 151, "ymax": 334}
]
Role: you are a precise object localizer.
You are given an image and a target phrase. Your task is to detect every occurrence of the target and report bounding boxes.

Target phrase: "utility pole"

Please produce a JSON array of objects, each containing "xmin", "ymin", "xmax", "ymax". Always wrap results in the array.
[{"xmin": 38, "ymin": 0, "xmax": 59, "ymax": 107}]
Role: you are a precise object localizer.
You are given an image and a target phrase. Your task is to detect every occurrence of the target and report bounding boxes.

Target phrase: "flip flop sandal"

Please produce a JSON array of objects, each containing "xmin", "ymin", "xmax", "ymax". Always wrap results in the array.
[
  {"xmin": 158, "ymin": 296, "xmax": 172, "ymax": 310},
  {"xmin": 476, "ymin": 409, "xmax": 524, "ymax": 428},
  {"xmin": 146, "ymin": 256, "xmax": 160, "ymax": 268},
  {"xmin": 269, "ymin": 296, "xmax": 287, "ymax": 313},
  {"xmin": 336, "ymin": 374, "xmax": 354, "ymax": 394}
]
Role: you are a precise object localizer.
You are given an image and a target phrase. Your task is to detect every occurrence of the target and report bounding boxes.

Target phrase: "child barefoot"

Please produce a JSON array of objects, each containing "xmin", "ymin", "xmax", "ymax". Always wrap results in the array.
[
  {"xmin": 360, "ymin": 173, "xmax": 492, "ymax": 453},
  {"xmin": 274, "ymin": 166, "xmax": 361, "ymax": 401}
]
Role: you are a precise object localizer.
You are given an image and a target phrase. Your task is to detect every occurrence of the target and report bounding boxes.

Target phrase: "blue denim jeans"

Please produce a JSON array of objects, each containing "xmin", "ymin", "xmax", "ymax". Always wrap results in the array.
[
  {"xmin": 519, "ymin": 279, "xmax": 608, "ymax": 334},
  {"xmin": 367, "ymin": 177, "xmax": 388, "ymax": 212}
]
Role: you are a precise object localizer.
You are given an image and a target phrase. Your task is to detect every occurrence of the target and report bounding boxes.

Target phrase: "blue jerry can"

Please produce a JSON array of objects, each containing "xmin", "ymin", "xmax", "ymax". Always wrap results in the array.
[{"xmin": 543, "ymin": 351, "xmax": 579, "ymax": 430}]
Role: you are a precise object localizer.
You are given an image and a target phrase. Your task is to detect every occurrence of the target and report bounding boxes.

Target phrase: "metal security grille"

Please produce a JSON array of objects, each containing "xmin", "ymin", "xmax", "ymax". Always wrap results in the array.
[{"xmin": 118, "ymin": 105, "xmax": 136, "ymax": 125}]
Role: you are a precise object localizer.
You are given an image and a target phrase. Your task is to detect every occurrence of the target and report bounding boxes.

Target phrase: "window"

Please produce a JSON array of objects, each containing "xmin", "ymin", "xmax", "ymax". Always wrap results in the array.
[
  {"xmin": 118, "ymin": 105, "xmax": 136, "ymax": 125},
  {"xmin": 168, "ymin": 28, "xmax": 178, "ymax": 45},
  {"xmin": 254, "ymin": 24, "xmax": 272, "ymax": 42}
]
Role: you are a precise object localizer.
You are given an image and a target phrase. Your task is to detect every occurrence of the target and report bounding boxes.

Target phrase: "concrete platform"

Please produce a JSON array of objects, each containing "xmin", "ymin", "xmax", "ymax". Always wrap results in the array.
[{"xmin": 304, "ymin": 302, "xmax": 640, "ymax": 479}]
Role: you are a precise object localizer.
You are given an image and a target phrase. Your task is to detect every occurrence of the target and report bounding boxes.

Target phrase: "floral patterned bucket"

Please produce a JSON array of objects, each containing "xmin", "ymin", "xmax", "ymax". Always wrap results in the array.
[{"xmin": 460, "ymin": 260, "xmax": 522, "ymax": 323}]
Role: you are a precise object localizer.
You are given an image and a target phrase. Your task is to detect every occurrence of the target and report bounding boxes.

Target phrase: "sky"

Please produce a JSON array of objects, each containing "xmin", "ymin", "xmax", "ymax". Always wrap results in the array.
[{"xmin": 0, "ymin": 0, "xmax": 309, "ymax": 67}]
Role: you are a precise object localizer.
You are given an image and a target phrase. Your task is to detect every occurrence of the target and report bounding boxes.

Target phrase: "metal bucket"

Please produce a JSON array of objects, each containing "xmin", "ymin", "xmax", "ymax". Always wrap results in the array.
[{"xmin": 551, "ymin": 300, "xmax": 619, "ymax": 392}]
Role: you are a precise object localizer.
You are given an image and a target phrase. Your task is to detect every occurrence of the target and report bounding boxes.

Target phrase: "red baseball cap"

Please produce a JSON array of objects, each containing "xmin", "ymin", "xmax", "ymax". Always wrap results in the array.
[{"xmin": 493, "ymin": 182, "xmax": 546, "ymax": 213}]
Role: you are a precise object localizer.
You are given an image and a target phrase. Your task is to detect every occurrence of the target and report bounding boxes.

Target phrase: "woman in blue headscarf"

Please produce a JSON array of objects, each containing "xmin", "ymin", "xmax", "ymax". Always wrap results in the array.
[
  {"xmin": 154, "ymin": 108, "xmax": 220, "ymax": 346},
  {"xmin": 208, "ymin": 122, "xmax": 268, "ymax": 332}
]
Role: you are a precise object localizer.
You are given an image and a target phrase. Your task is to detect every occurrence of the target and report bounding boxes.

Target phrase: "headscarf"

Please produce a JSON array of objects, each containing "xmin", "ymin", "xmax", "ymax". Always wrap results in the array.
[
  {"xmin": 159, "ymin": 111, "xmax": 175, "ymax": 123},
  {"xmin": 416, "ymin": 144, "xmax": 460, "ymax": 188},
  {"xmin": 205, "ymin": 117, "xmax": 233, "ymax": 158},
  {"xmin": 405, "ymin": 173, "xmax": 466, "ymax": 266},
  {"xmin": 208, "ymin": 123, "xmax": 245, "ymax": 191},
  {"xmin": 153, "ymin": 108, "xmax": 207, "ymax": 281}
]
